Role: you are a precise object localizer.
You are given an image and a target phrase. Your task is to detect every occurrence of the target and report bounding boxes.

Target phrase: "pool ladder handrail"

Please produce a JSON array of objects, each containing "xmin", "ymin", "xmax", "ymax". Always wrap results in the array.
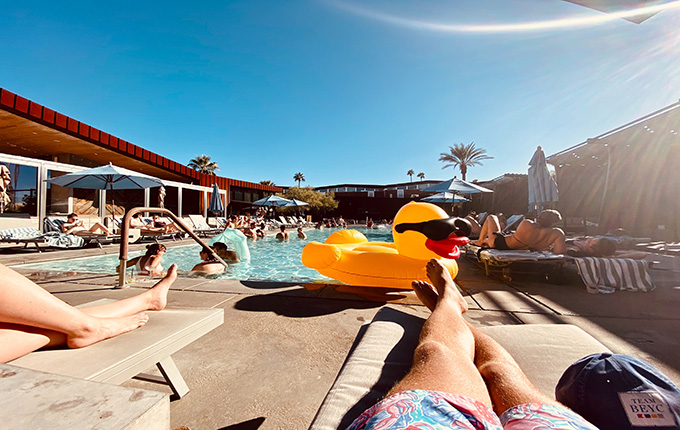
[{"xmin": 117, "ymin": 207, "xmax": 227, "ymax": 288}]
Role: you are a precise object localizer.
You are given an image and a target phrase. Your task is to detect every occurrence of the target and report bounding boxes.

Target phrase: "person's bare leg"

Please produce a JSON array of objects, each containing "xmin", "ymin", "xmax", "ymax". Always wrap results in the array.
[
  {"xmin": 89, "ymin": 222, "xmax": 112, "ymax": 235},
  {"xmin": 412, "ymin": 265, "xmax": 559, "ymax": 415},
  {"xmin": 82, "ymin": 264, "xmax": 177, "ymax": 318},
  {"xmin": 472, "ymin": 325, "xmax": 560, "ymax": 415},
  {"xmin": 478, "ymin": 215, "xmax": 502, "ymax": 247},
  {"xmin": 388, "ymin": 259, "xmax": 492, "ymax": 407},
  {"xmin": 0, "ymin": 264, "xmax": 161, "ymax": 356}
]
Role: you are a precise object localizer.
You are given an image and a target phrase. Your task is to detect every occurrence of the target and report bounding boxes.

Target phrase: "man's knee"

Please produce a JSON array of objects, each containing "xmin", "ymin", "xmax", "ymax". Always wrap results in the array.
[{"xmin": 414, "ymin": 340, "xmax": 452, "ymax": 364}]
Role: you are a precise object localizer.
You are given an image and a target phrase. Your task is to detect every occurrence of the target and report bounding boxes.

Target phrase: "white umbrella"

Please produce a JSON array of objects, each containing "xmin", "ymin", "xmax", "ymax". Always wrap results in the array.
[{"xmin": 528, "ymin": 146, "xmax": 558, "ymax": 213}]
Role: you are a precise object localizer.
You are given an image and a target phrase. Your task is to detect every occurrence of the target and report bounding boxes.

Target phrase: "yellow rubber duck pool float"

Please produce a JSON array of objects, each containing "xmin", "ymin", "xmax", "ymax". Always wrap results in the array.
[{"xmin": 301, "ymin": 202, "xmax": 471, "ymax": 289}]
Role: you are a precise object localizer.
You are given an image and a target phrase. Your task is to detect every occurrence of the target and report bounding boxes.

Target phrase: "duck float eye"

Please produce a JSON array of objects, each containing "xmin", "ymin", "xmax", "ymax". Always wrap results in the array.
[{"xmin": 301, "ymin": 202, "xmax": 470, "ymax": 289}]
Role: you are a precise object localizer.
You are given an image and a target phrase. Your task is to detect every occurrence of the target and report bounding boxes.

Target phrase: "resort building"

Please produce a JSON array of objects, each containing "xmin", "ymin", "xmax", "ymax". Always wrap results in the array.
[
  {"xmin": 0, "ymin": 88, "xmax": 281, "ymax": 230},
  {"xmin": 314, "ymin": 181, "xmax": 444, "ymax": 220},
  {"xmin": 547, "ymin": 100, "xmax": 680, "ymax": 241}
]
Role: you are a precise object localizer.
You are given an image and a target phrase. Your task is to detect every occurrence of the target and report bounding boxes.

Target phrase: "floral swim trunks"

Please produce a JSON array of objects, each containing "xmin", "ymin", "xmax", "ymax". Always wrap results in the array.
[{"xmin": 347, "ymin": 390, "xmax": 598, "ymax": 430}]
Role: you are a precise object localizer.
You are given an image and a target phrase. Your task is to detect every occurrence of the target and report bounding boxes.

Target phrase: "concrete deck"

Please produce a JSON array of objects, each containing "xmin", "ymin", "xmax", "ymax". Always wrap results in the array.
[{"xmin": 2, "ymin": 239, "xmax": 679, "ymax": 430}]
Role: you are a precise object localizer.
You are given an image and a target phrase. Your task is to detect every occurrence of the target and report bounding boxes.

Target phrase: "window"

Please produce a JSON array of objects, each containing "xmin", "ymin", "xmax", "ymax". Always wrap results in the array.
[
  {"xmin": 397, "ymin": 189, "xmax": 404, "ymax": 198},
  {"xmin": 367, "ymin": 191, "xmax": 374, "ymax": 198},
  {"xmin": 1, "ymin": 163, "xmax": 38, "ymax": 216}
]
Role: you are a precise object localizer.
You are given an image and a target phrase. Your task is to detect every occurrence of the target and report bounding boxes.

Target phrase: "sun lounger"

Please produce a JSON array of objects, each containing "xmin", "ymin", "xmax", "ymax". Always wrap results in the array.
[
  {"xmin": 464, "ymin": 245, "xmax": 569, "ymax": 281},
  {"xmin": 10, "ymin": 299, "xmax": 224, "ymax": 399},
  {"xmin": 502, "ymin": 214, "xmax": 525, "ymax": 233},
  {"xmin": 44, "ymin": 216, "xmax": 118, "ymax": 248},
  {"xmin": 187, "ymin": 214, "xmax": 222, "ymax": 237},
  {"xmin": 0, "ymin": 226, "xmax": 86, "ymax": 251},
  {"xmin": 310, "ymin": 306, "xmax": 610, "ymax": 430}
]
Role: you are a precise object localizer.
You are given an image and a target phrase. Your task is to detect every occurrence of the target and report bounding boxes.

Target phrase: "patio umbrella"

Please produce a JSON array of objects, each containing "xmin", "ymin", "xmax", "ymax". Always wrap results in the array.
[
  {"xmin": 423, "ymin": 178, "xmax": 493, "ymax": 194},
  {"xmin": 47, "ymin": 163, "xmax": 164, "ymax": 221},
  {"xmin": 208, "ymin": 184, "xmax": 224, "ymax": 214},
  {"xmin": 528, "ymin": 146, "xmax": 558, "ymax": 213},
  {"xmin": 421, "ymin": 192, "xmax": 470, "ymax": 203},
  {"xmin": 252, "ymin": 195, "xmax": 292, "ymax": 207},
  {"xmin": 283, "ymin": 198, "xmax": 309, "ymax": 207}
]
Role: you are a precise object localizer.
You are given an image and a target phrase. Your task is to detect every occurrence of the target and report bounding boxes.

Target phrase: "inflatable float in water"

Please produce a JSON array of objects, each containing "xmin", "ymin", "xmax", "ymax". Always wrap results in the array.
[
  {"xmin": 209, "ymin": 228, "xmax": 250, "ymax": 261},
  {"xmin": 301, "ymin": 202, "xmax": 470, "ymax": 289}
]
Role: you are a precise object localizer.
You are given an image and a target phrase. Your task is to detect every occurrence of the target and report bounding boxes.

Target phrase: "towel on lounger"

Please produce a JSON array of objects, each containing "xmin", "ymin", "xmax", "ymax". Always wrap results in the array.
[{"xmin": 573, "ymin": 257, "xmax": 654, "ymax": 294}]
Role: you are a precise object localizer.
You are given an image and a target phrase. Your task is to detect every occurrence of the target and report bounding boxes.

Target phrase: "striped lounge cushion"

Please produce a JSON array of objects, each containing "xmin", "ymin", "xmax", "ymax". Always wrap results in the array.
[{"xmin": 573, "ymin": 257, "xmax": 655, "ymax": 294}]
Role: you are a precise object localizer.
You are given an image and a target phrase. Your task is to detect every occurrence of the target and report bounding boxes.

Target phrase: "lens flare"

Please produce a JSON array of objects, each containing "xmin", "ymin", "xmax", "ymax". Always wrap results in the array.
[{"xmin": 326, "ymin": 0, "xmax": 680, "ymax": 33}]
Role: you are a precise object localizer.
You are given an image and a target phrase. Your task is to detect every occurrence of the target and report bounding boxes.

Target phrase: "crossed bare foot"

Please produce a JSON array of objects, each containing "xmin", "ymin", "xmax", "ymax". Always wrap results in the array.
[
  {"xmin": 412, "ymin": 259, "xmax": 468, "ymax": 315},
  {"xmin": 146, "ymin": 263, "xmax": 177, "ymax": 311}
]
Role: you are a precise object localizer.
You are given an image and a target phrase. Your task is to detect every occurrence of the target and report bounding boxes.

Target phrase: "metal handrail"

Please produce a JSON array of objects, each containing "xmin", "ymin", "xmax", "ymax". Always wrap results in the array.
[{"xmin": 117, "ymin": 207, "xmax": 226, "ymax": 288}]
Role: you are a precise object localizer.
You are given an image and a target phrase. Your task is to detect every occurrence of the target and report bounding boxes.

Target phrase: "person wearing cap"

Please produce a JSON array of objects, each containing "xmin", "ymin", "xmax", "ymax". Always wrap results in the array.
[
  {"xmin": 347, "ymin": 258, "xmax": 598, "ymax": 430},
  {"xmin": 556, "ymin": 353, "xmax": 680, "ymax": 430}
]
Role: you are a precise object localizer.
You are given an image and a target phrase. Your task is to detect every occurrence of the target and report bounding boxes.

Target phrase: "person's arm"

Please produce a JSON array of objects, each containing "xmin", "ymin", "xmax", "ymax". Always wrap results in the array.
[{"xmin": 551, "ymin": 229, "xmax": 567, "ymax": 254}]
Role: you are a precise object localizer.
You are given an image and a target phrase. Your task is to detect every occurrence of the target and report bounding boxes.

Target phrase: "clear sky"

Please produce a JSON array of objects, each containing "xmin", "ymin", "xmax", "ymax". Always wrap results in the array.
[{"xmin": 2, "ymin": 1, "xmax": 679, "ymax": 187}]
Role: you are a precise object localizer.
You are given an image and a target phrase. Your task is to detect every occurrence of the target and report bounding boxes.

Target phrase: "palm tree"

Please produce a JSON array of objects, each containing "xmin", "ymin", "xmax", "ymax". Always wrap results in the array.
[
  {"xmin": 407, "ymin": 169, "xmax": 415, "ymax": 182},
  {"xmin": 293, "ymin": 172, "xmax": 305, "ymax": 187},
  {"xmin": 260, "ymin": 180, "xmax": 276, "ymax": 186},
  {"xmin": 439, "ymin": 142, "xmax": 493, "ymax": 181},
  {"xmin": 417, "ymin": 172, "xmax": 425, "ymax": 181},
  {"xmin": 188, "ymin": 154, "xmax": 219, "ymax": 175}
]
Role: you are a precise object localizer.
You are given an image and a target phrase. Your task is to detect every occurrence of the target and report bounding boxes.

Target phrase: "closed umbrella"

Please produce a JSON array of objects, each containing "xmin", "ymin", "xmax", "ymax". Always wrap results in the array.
[
  {"xmin": 208, "ymin": 183, "xmax": 225, "ymax": 225},
  {"xmin": 423, "ymin": 178, "xmax": 493, "ymax": 194},
  {"xmin": 528, "ymin": 146, "xmax": 558, "ymax": 213},
  {"xmin": 47, "ymin": 163, "xmax": 164, "ymax": 222},
  {"xmin": 209, "ymin": 184, "xmax": 224, "ymax": 214}
]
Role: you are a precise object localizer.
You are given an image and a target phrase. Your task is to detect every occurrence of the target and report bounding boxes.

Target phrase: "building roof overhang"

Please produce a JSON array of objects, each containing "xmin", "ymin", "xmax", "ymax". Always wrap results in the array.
[{"xmin": 547, "ymin": 101, "xmax": 680, "ymax": 168}]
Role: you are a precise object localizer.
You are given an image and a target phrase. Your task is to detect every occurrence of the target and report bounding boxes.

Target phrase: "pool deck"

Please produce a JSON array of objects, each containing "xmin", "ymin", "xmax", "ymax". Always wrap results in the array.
[{"xmin": 3, "ymin": 238, "xmax": 680, "ymax": 430}]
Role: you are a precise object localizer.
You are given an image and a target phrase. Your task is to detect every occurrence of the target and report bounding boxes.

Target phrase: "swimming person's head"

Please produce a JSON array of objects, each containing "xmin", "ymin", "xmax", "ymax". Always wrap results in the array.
[
  {"xmin": 280, "ymin": 225, "xmax": 286, "ymax": 232},
  {"xmin": 145, "ymin": 243, "xmax": 166, "ymax": 257},
  {"xmin": 536, "ymin": 210, "xmax": 562, "ymax": 228},
  {"xmin": 199, "ymin": 246, "xmax": 215, "ymax": 260}
]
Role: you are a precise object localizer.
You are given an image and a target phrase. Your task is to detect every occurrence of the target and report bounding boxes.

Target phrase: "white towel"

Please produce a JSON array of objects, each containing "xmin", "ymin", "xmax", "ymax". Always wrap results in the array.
[{"xmin": 574, "ymin": 257, "xmax": 654, "ymax": 294}]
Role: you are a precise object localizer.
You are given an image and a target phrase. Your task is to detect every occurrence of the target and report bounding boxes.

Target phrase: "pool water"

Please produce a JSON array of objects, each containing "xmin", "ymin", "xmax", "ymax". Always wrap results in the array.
[{"xmin": 16, "ymin": 227, "xmax": 394, "ymax": 283}]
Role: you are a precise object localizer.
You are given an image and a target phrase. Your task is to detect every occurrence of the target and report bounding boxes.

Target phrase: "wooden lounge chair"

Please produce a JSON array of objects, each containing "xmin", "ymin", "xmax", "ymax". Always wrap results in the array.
[
  {"xmin": 310, "ymin": 306, "xmax": 610, "ymax": 430},
  {"xmin": 10, "ymin": 299, "xmax": 224, "ymax": 399}
]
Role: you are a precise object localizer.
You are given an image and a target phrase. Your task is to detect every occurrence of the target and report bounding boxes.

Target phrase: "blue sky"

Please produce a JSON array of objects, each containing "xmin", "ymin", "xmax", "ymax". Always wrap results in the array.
[{"xmin": 2, "ymin": 1, "xmax": 679, "ymax": 187}]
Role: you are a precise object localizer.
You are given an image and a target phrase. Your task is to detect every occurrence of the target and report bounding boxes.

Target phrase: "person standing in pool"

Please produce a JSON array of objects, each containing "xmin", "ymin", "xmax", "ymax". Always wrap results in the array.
[
  {"xmin": 276, "ymin": 225, "xmax": 289, "ymax": 241},
  {"xmin": 0, "ymin": 263, "xmax": 178, "ymax": 363},
  {"xmin": 191, "ymin": 246, "xmax": 226, "ymax": 275},
  {"xmin": 297, "ymin": 227, "xmax": 307, "ymax": 239},
  {"xmin": 118, "ymin": 243, "xmax": 166, "ymax": 277}
]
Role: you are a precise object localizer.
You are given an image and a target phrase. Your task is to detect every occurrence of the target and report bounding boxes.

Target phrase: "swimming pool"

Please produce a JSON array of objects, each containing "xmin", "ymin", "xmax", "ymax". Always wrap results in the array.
[{"xmin": 15, "ymin": 227, "xmax": 394, "ymax": 283}]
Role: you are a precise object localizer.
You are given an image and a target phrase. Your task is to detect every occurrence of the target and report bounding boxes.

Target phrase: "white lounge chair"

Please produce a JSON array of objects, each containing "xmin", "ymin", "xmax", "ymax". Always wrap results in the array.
[
  {"xmin": 310, "ymin": 306, "xmax": 609, "ymax": 430},
  {"xmin": 10, "ymin": 299, "xmax": 224, "ymax": 400}
]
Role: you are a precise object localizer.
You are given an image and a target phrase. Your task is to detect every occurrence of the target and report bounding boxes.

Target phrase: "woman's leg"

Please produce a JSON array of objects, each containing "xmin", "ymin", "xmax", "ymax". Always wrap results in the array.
[
  {"xmin": 473, "ymin": 215, "xmax": 502, "ymax": 247},
  {"xmin": 0, "ymin": 264, "xmax": 176, "ymax": 361},
  {"xmin": 89, "ymin": 222, "xmax": 112, "ymax": 235},
  {"xmin": 387, "ymin": 259, "xmax": 493, "ymax": 407}
]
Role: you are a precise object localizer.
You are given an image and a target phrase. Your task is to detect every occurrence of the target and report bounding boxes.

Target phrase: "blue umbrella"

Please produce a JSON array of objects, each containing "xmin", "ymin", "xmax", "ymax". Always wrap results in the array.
[
  {"xmin": 421, "ymin": 192, "xmax": 470, "ymax": 203},
  {"xmin": 528, "ymin": 146, "xmax": 558, "ymax": 212},
  {"xmin": 252, "ymin": 195, "xmax": 292, "ymax": 207},
  {"xmin": 423, "ymin": 178, "xmax": 493, "ymax": 194},
  {"xmin": 208, "ymin": 184, "xmax": 224, "ymax": 214},
  {"xmin": 283, "ymin": 198, "xmax": 309, "ymax": 207},
  {"xmin": 47, "ymin": 163, "xmax": 164, "ymax": 220}
]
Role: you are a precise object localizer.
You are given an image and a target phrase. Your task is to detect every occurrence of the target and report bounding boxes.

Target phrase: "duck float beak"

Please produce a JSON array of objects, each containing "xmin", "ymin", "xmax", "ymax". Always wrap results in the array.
[{"xmin": 394, "ymin": 217, "xmax": 472, "ymax": 260}]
